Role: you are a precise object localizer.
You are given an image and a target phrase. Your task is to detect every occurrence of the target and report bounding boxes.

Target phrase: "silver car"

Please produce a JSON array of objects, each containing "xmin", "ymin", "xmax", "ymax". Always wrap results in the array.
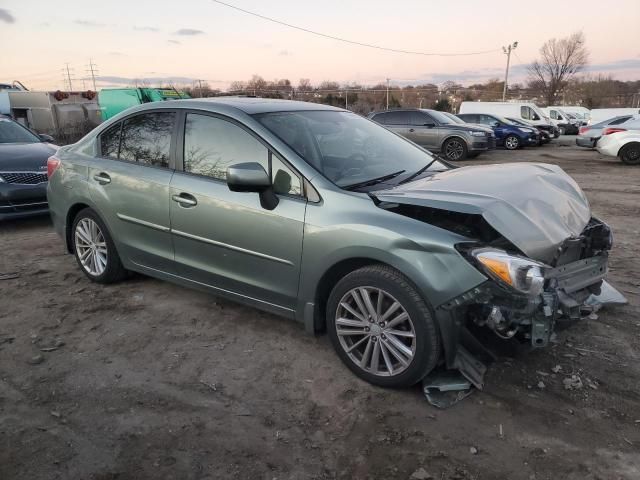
[
  {"xmin": 368, "ymin": 109, "xmax": 495, "ymax": 161},
  {"xmin": 576, "ymin": 115, "xmax": 634, "ymax": 148}
]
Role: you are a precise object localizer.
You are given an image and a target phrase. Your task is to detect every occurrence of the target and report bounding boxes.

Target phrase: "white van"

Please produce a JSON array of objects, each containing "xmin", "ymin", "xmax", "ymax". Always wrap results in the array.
[
  {"xmin": 589, "ymin": 108, "xmax": 640, "ymax": 126},
  {"xmin": 541, "ymin": 107, "xmax": 579, "ymax": 135},
  {"xmin": 458, "ymin": 101, "xmax": 558, "ymax": 137},
  {"xmin": 548, "ymin": 106, "xmax": 590, "ymax": 124}
]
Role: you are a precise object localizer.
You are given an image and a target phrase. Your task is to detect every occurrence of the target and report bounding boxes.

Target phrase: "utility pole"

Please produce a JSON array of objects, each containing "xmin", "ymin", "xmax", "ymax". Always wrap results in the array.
[
  {"xmin": 345, "ymin": 90, "xmax": 348, "ymax": 109},
  {"xmin": 502, "ymin": 41, "xmax": 518, "ymax": 102},
  {"xmin": 196, "ymin": 79, "xmax": 205, "ymax": 98},
  {"xmin": 64, "ymin": 63, "xmax": 73, "ymax": 91},
  {"xmin": 87, "ymin": 59, "xmax": 98, "ymax": 91},
  {"xmin": 386, "ymin": 78, "xmax": 390, "ymax": 110}
]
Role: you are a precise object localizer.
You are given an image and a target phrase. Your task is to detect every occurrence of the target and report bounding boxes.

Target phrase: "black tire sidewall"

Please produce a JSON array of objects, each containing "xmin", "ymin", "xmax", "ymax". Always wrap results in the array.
[
  {"xmin": 326, "ymin": 266, "xmax": 440, "ymax": 388},
  {"xmin": 620, "ymin": 144, "xmax": 640, "ymax": 165},
  {"xmin": 71, "ymin": 208, "xmax": 124, "ymax": 283}
]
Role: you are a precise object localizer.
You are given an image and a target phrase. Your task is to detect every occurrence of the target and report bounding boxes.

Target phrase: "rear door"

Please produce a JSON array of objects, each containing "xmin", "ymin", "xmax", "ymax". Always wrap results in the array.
[
  {"xmin": 88, "ymin": 110, "xmax": 177, "ymax": 273},
  {"xmin": 168, "ymin": 112, "xmax": 306, "ymax": 312}
]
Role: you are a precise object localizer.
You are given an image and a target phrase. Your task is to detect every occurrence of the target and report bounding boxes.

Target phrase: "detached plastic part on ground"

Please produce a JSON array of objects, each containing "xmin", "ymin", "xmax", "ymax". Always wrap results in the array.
[
  {"xmin": 422, "ymin": 281, "xmax": 627, "ymax": 408},
  {"xmin": 584, "ymin": 280, "xmax": 628, "ymax": 310}
]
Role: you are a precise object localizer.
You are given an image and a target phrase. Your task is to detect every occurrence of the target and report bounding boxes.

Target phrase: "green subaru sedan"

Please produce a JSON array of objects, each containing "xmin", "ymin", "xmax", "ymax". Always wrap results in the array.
[{"xmin": 47, "ymin": 98, "xmax": 612, "ymax": 388}]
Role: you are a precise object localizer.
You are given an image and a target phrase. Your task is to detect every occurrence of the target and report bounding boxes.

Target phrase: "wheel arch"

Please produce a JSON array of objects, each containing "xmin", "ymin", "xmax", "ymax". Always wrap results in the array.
[{"xmin": 65, "ymin": 202, "xmax": 92, "ymax": 253}]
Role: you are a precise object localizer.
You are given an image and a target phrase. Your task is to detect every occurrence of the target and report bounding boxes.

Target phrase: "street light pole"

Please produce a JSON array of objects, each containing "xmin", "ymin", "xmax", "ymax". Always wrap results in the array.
[
  {"xmin": 386, "ymin": 78, "xmax": 390, "ymax": 109},
  {"xmin": 502, "ymin": 41, "xmax": 518, "ymax": 102}
]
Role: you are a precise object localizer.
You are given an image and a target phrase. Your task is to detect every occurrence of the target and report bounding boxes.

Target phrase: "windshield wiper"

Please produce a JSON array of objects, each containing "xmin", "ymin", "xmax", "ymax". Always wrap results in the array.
[
  {"xmin": 399, "ymin": 159, "xmax": 439, "ymax": 185},
  {"xmin": 344, "ymin": 170, "xmax": 405, "ymax": 190}
]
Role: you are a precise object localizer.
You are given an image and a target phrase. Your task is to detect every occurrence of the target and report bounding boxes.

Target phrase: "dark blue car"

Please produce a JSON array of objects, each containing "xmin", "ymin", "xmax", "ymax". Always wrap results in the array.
[
  {"xmin": 456, "ymin": 113, "xmax": 539, "ymax": 150},
  {"xmin": 0, "ymin": 116, "xmax": 57, "ymax": 220}
]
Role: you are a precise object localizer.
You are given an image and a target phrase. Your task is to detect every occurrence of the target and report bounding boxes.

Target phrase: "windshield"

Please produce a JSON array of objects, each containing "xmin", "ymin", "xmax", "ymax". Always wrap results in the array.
[
  {"xmin": 426, "ymin": 110, "xmax": 457, "ymax": 125},
  {"xmin": 440, "ymin": 112, "xmax": 465, "ymax": 124},
  {"xmin": 495, "ymin": 115, "xmax": 516, "ymax": 126},
  {"xmin": 255, "ymin": 110, "xmax": 447, "ymax": 188},
  {"xmin": 0, "ymin": 118, "xmax": 41, "ymax": 144}
]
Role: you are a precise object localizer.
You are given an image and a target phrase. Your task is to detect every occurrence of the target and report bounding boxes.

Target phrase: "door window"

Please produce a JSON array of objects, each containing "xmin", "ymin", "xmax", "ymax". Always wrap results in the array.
[
  {"xmin": 99, "ymin": 122, "xmax": 122, "ymax": 159},
  {"xmin": 183, "ymin": 113, "xmax": 268, "ymax": 181},
  {"xmin": 408, "ymin": 111, "xmax": 431, "ymax": 126},
  {"xmin": 372, "ymin": 113, "xmax": 388, "ymax": 125},
  {"xmin": 384, "ymin": 111, "xmax": 409, "ymax": 125},
  {"xmin": 119, "ymin": 112, "xmax": 175, "ymax": 168},
  {"xmin": 478, "ymin": 115, "xmax": 497, "ymax": 126},
  {"xmin": 271, "ymin": 154, "xmax": 302, "ymax": 196}
]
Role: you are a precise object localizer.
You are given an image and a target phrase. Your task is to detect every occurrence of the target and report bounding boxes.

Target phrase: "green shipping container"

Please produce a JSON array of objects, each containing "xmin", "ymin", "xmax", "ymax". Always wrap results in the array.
[{"xmin": 98, "ymin": 88, "xmax": 190, "ymax": 121}]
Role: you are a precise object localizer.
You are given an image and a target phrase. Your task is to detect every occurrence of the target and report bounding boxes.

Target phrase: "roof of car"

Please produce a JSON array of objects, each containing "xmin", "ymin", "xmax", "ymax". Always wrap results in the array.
[{"xmin": 158, "ymin": 97, "xmax": 346, "ymax": 115}]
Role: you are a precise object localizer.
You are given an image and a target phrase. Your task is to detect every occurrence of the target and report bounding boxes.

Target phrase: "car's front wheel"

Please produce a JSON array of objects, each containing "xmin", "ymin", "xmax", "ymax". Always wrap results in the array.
[
  {"xmin": 619, "ymin": 143, "xmax": 640, "ymax": 165},
  {"xmin": 72, "ymin": 208, "xmax": 127, "ymax": 283},
  {"xmin": 442, "ymin": 137, "xmax": 468, "ymax": 161},
  {"xmin": 504, "ymin": 135, "xmax": 520, "ymax": 150},
  {"xmin": 326, "ymin": 265, "xmax": 440, "ymax": 388}
]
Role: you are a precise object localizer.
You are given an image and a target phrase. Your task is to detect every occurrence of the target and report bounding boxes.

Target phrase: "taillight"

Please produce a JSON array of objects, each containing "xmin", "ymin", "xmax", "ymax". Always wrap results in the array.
[
  {"xmin": 578, "ymin": 126, "xmax": 589, "ymax": 135},
  {"xmin": 47, "ymin": 156, "xmax": 61, "ymax": 178},
  {"xmin": 602, "ymin": 128, "xmax": 626, "ymax": 136}
]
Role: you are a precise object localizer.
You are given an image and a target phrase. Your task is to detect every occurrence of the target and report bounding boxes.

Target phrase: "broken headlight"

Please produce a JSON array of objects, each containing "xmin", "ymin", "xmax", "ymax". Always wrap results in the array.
[{"xmin": 471, "ymin": 248, "xmax": 546, "ymax": 297}]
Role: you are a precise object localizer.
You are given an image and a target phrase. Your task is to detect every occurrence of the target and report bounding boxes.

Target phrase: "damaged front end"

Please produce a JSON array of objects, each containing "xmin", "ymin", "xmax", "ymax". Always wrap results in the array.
[{"xmin": 437, "ymin": 217, "xmax": 612, "ymax": 388}]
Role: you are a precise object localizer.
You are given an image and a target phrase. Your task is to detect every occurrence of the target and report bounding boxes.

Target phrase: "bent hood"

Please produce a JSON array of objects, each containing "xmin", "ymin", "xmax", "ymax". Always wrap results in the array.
[{"xmin": 372, "ymin": 163, "xmax": 591, "ymax": 264}]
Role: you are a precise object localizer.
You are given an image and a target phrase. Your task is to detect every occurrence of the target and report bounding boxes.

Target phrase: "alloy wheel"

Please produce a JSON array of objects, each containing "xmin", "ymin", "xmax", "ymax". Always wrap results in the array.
[
  {"xmin": 444, "ymin": 140, "xmax": 464, "ymax": 160},
  {"xmin": 74, "ymin": 218, "xmax": 108, "ymax": 276},
  {"xmin": 335, "ymin": 287, "xmax": 416, "ymax": 377},
  {"xmin": 505, "ymin": 136, "xmax": 519, "ymax": 149}
]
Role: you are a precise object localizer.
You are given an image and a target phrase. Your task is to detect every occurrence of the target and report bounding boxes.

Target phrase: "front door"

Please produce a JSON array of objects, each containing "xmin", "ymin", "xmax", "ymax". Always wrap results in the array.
[
  {"xmin": 169, "ymin": 112, "xmax": 306, "ymax": 312},
  {"xmin": 406, "ymin": 111, "xmax": 439, "ymax": 149},
  {"xmin": 87, "ymin": 111, "xmax": 176, "ymax": 273}
]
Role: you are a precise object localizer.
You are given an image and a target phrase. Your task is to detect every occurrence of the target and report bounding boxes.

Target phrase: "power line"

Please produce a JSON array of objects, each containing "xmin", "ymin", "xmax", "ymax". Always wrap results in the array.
[{"xmin": 211, "ymin": 0, "xmax": 501, "ymax": 57}]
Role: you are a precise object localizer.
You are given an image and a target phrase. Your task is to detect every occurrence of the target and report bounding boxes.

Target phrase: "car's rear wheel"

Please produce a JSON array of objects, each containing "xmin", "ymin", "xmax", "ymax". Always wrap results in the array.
[
  {"xmin": 619, "ymin": 143, "xmax": 640, "ymax": 165},
  {"xmin": 504, "ymin": 135, "xmax": 520, "ymax": 150},
  {"xmin": 326, "ymin": 265, "xmax": 440, "ymax": 388},
  {"xmin": 442, "ymin": 138, "xmax": 468, "ymax": 160},
  {"xmin": 558, "ymin": 126, "xmax": 566, "ymax": 135},
  {"xmin": 72, "ymin": 208, "xmax": 127, "ymax": 283}
]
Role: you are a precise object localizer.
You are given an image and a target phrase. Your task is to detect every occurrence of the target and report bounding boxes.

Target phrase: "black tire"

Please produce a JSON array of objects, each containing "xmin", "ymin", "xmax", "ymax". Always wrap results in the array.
[
  {"xmin": 326, "ymin": 265, "xmax": 441, "ymax": 388},
  {"xmin": 71, "ymin": 208, "xmax": 127, "ymax": 284},
  {"xmin": 504, "ymin": 135, "xmax": 520, "ymax": 150},
  {"xmin": 558, "ymin": 126, "xmax": 566, "ymax": 136},
  {"xmin": 442, "ymin": 137, "xmax": 468, "ymax": 161},
  {"xmin": 619, "ymin": 143, "xmax": 640, "ymax": 165}
]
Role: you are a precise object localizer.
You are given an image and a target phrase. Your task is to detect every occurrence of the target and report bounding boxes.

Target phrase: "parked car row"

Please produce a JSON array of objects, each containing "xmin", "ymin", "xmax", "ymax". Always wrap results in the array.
[{"xmin": 367, "ymin": 103, "xmax": 554, "ymax": 161}]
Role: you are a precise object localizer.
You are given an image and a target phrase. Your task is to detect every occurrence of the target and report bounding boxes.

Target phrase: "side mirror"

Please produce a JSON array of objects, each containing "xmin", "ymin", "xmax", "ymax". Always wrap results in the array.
[
  {"xmin": 491, "ymin": 121, "xmax": 500, "ymax": 127},
  {"xmin": 226, "ymin": 162, "xmax": 279, "ymax": 210},
  {"xmin": 39, "ymin": 134, "xmax": 55, "ymax": 143}
]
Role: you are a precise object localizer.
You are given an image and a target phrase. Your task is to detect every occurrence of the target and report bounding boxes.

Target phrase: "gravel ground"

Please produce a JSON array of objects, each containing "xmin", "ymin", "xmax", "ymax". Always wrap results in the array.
[{"xmin": 1, "ymin": 139, "xmax": 639, "ymax": 480}]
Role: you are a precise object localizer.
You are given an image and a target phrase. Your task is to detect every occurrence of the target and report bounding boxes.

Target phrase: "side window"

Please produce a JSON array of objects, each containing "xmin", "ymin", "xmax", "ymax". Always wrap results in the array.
[
  {"xmin": 610, "ymin": 116, "xmax": 631, "ymax": 125},
  {"xmin": 409, "ymin": 111, "xmax": 430, "ymax": 126},
  {"xmin": 550, "ymin": 110, "xmax": 558, "ymax": 120},
  {"xmin": 385, "ymin": 111, "xmax": 408, "ymax": 125},
  {"xmin": 99, "ymin": 122, "xmax": 122, "ymax": 159},
  {"xmin": 271, "ymin": 154, "xmax": 302, "ymax": 196},
  {"xmin": 520, "ymin": 106, "xmax": 529, "ymax": 120},
  {"xmin": 458, "ymin": 114, "xmax": 475, "ymax": 123},
  {"xmin": 119, "ymin": 112, "xmax": 175, "ymax": 168},
  {"xmin": 183, "ymin": 113, "xmax": 268, "ymax": 181}
]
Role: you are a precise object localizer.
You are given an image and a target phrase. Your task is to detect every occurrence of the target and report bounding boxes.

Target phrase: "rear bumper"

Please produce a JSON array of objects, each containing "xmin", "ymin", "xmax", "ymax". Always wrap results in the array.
[
  {"xmin": 0, "ymin": 182, "xmax": 49, "ymax": 220},
  {"xmin": 576, "ymin": 136, "xmax": 597, "ymax": 148}
]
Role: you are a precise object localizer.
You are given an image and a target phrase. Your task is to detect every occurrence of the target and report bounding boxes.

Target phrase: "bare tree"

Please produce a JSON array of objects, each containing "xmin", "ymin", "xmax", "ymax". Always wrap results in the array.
[{"xmin": 527, "ymin": 31, "xmax": 589, "ymax": 105}]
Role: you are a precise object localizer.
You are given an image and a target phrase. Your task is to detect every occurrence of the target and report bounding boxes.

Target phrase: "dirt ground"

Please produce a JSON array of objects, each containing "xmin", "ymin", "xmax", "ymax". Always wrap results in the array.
[{"xmin": 1, "ymin": 139, "xmax": 639, "ymax": 480}]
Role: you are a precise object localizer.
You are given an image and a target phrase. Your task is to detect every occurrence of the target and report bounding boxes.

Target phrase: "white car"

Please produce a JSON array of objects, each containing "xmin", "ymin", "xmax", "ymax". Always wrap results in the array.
[{"xmin": 596, "ymin": 122, "xmax": 640, "ymax": 165}]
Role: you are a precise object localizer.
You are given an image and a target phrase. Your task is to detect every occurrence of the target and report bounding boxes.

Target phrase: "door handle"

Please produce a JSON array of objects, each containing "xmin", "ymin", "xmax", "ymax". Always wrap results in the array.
[
  {"xmin": 409, "ymin": 128, "xmax": 415, "ymax": 132},
  {"xmin": 172, "ymin": 193, "xmax": 197, "ymax": 207},
  {"xmin": 93, "ymin": 172, "xmax": 111, "ymax": 185}
]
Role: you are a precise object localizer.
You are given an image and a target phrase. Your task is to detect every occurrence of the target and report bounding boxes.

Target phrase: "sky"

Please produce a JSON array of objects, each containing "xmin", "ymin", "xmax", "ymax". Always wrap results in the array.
[{"xmin": 1, "ymin": 0, "xmax": 639, "ymax": 91}]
